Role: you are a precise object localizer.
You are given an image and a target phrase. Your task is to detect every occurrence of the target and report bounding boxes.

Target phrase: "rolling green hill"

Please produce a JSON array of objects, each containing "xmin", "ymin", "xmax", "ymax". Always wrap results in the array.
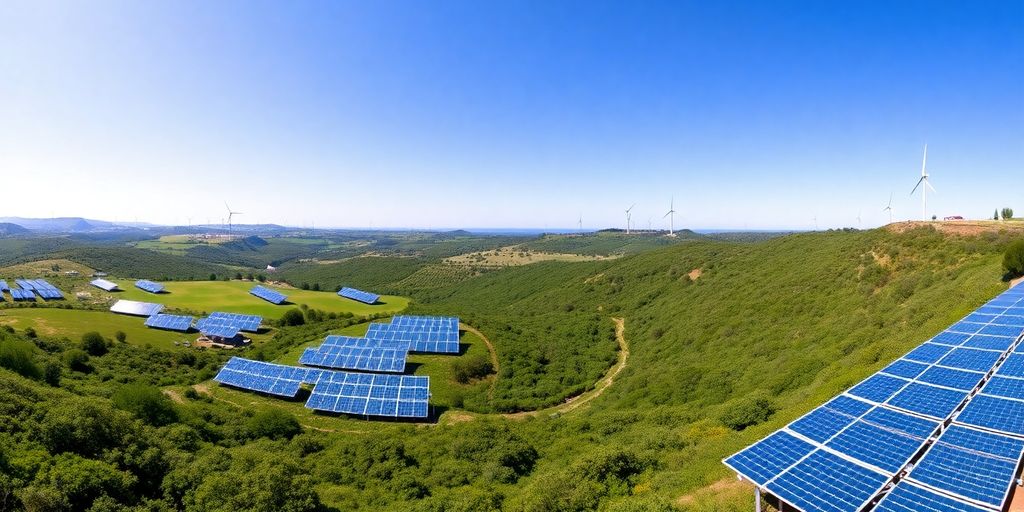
[{"xmin": 0, "ymin": 226, "xmax": 1020, "ymax": 511}]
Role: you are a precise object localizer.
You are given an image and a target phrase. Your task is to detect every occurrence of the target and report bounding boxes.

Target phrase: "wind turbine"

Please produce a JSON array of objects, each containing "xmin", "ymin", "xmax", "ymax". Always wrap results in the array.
[
  {"xmin": 883, "ymin": 193, "xmax": 893, "ymax": 224},
  {"xmin": 625, "ymin": 204, "xmax": 635, "ymax": 234},
  {"xmin": 663, "ymin": 197, "xmax": 677, "ymax": 236},
  {"xmin": 910, "ymin": 145, "xmax": 936, "ymax": 221},
  {"xmin": 577, "ymin": 214, "xmax": 583, "ymax": 233},
  {"xmin": 225, "ymin": 202, "xmax": 243, "ymax": 236},
  {"xmin": 857, "ymin": 210, "xmax": 862, "ymax": 230}
]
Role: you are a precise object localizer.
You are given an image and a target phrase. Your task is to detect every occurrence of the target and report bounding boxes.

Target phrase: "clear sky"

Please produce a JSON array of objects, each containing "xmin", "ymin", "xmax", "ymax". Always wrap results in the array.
[{"xmin": 1, "ymin": 1, "xmax": 1021, "ymax": 230}]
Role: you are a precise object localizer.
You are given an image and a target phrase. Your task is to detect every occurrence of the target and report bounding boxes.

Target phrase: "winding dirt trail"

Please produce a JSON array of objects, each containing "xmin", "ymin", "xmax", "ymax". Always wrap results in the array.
[
  {"xmin": 459, "ymin": 323, "xmax": 501, "ymax": 400},
  {"xmin": 500, "ymin": 316, "xmax": 628, "ymax": 420}
]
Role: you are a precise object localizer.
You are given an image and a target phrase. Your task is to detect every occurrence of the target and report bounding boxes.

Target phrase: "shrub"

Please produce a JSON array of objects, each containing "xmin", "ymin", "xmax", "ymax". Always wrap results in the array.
[
  {"xmin": 453, "ymin": 355, "xmax": 494, "ymax": 384},
  {"xmin": 114, "ymin": 331, "xmax": 127, "ymax": 343},
  {"xmin": 1005, "ymin": 240, "xmax": 1024, "ymax": 278},
  {"xmin": 64, "ymin": 349, "xmax": 91, "ymax": 373},
  {"xmin": 247, "ymin": 408, "xmax": 301, "ymax": 440},
  {"xmin": 720, "ymin": 396, "xmax": 777, "ymax": 431},
  {"xmin": 24, "ymin": 327, "xmax": 37, "ymax": 339},
  {"xmin": 0, "ymin": 339, "xmax": 41, "ymax": 380},
  {"xmin": 80, "ymin": 332, "xmax": 108, "ymax": 356},
  {"xmin": 111, "ymin": 383, "xmax": 178, "ymax": 426},
  {"xmin": 280, "ymin": 309, "xmax": 306, "ymax": 327}
]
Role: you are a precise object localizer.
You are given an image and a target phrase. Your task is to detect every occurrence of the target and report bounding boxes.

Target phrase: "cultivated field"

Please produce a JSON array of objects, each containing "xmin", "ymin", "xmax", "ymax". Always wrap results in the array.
[{"xmin": 445, "ymin": 245, "xmax": 615, "ymax": 267}]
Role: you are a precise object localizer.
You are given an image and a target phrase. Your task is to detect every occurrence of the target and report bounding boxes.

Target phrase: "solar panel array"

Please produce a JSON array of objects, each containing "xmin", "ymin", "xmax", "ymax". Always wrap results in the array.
[
  {"xmin": 203, "ymin": 312, "xmax": 262, "ymax": 332},
  {"xmin": 0, "ymin": 280, "xmax": 8, "ymax": 291},
  {"xmin": 725, "ymin": 285, "xmax": 1024, "ymax": 512},
  {"xmin": 322, "ymin": 335, "xmax": 405, "ymax": 349},
  {"xmin": 364, "ymin": 315, "xmax": 461, "ymax": 353},
  {"xmin": 22, "ymin": 279, "xmax": 64, "ymax": 300},
  {"xmin": 135, "ymin": 279, "xmax": 165, "ymax": 294},
  {"xmin": 338, "ymin": 286, "xmax": 380, "ymax": 304},
  {"xmin": 144, "ymin": 313, "xmax": 194, "ymax": 332},
  {"xmin": 213, "ymin": 357, "xmax": 430, "ymax": 418},
  {"xmin": 90, "ymin": 278, "xmax": 119, "ymax": 291},
  {"xmin": 109, "ymin": 299, "xmax": 164, "ymax": 316},
  {"xmin": 300, "ymin": 343, "xmax": 408, "ymax": 373},
  {"xmin": 250, "ymin": 285, "xmax": 287, "ymax": 305},
  {"xmin": 9, "ymin": 288, "xmax": 34, "ymax": 301}
]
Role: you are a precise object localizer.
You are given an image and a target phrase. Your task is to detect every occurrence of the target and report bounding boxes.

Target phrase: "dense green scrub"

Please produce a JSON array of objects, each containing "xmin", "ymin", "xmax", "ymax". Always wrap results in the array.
[{"xmin": 0, "ymin": 227, "xmax": 1021, "ymax": 511}]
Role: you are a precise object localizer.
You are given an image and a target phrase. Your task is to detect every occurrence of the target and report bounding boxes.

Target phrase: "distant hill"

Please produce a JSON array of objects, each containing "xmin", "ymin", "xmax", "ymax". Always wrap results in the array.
[
  {"xmin": 0, "ymin": 222, "xmax": 30, "ymax": 236},
  {"xmin": 0, "ymin": 216, "xmax": 123, "ymax": 232}
]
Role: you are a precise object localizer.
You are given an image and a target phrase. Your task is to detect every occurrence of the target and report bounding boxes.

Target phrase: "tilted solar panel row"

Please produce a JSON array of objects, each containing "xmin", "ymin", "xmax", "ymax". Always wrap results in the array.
[
  {"xmin": 725, "ymin": 285, "xmax": 1024, "ymax": 512},
  {"xmin": 300, "ymin": 344, "xmax": 408, "ymax": 373},
  {"xmin": 321, "ymin": 335, "xmax": 407, "ymax": 349},
  {"xmin": 135, "ymin": 280, "xmax": 165, "ymax": 294},
  {"xmin": 250, "ymin": 285, "xmax": 287, "ymax": 305},
  {"xmin": 144, "ymin": 314, "xmax": 194, "ymax": 332},
  {"xmin": 0, "ymin": 280, "xmax": 8, "ymax": 292},
  {"xmin": 9, "ymin": 288, "xmax": 35, "ymax": 301},
  {"xmin": 205, "ymin": 312, "xmax": 262, "ymax": 332},
  {"xmin": 109, "ymin": 300, "xmax": 164, "ymax": 316},
  {"xmin": 338, "ymin": 287, "xmax": 380, "ymax": 304},
  {"xmin": 90, "ymin": 278, "xmax": 119, "ymax": 291}
]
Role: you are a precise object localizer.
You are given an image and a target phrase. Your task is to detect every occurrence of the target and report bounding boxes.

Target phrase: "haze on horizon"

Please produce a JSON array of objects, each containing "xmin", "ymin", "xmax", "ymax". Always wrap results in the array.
[{"xmin": 1, "ymin": 1, "xmax": 1021, "ymax": 231}]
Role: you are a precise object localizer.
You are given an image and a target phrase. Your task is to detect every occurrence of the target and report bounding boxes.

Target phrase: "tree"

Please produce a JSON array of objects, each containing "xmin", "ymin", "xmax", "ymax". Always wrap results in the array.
[
  {"xmin": 247, "ymin": 408, "xmax": 301, "ymax": 440},
  {"xmin": 112, "ymin": 383, "xmax": 178, "ymax": 426},
  {"xmin": 80, "ymin": 332, "xmax": 108, "ymax": 356},
  {"xmin": 235, "ymin": 272, "xmax": 243, "ymax": 280},
  {"xmin": 995, "ymin": 209, "xmax": 1000, "ymax": 220},
  {"xmin": 1003, "ymin": 207, "xmax": 1015, "ymax": 220},
  {"xmin": 43, "ymin": 361, "xmax": 61, "ymax": 386},
  {"xmin": 114, "ymin": 331, "xmax": 127, "ymax": 343},
  {"xmin": 209, "ymin": 273, "xmax": 218, "ymax": 281},
  {"xmin": 1005, "ymin": 240, "xmax": 1024, "ymax": 278},
  {"xmin": 64, "ymin": 349, "xmax": 91, "ymax": 372},
  {"xmin": 0, "ymin": 339, "xmax": 41, "ymax": 380},
  {"xmin": 721, "ymin": 395, "xmax": 777, "ymax": 430},
  {"xmin": 256, "ymin": 274, "xmax": 266, "ymax": 283},
  {"xmin": 280, "ymin": 309, "xmax": 305, "ymax": 327}
]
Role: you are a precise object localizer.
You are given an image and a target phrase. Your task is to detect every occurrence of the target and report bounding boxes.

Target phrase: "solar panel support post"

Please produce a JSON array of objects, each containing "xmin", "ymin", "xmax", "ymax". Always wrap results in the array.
[{"xmin": 754, "ymin": 487, "xmax": 761, "ymax": 512}]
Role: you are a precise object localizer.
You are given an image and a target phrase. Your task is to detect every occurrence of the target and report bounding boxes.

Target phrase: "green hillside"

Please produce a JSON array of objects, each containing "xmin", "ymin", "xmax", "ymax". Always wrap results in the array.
[{"xmin": 0, "ymin": 227, "xmax": 1019, "ymax": 511}]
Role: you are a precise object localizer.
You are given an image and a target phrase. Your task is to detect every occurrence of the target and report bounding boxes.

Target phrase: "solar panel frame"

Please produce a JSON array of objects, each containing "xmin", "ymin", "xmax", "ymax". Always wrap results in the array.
[
  {"xmin": 765, "ymin": 449, "xmax": 890, "ymax": 512},
  {"xmin": 873, "ymin": 481, "xmax": 992, "ymax": 512}
]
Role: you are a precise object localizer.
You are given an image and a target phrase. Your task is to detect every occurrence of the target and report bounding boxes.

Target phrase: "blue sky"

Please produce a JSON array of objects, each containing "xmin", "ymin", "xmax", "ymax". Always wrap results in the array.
[{"xmin": 1, "ymin": 1, "xmax": 1021, "ymax": 230}]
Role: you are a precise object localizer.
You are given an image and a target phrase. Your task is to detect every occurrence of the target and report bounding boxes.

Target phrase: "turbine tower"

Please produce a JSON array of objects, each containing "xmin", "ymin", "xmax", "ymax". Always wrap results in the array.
[
  {"xmin": 910, "ymin": 145, "xmax": 936, "ymax": 221},
  {"xmin": 225, "ymin": 202, "xmax": 243, "ymax": 237},
  {"xmin": 577, "ymin": 214, "xmax": 583, "ymax": 233},
  {"xmin": 883, "ymin": 193, "xmax": 893, "ymax": 224},
  {"xmin": 663, "ymin": 197, "xmax": 677, "ymax": 236},
  {"xmin": 625, "ymin": 204, "xmax": 635, "ymax": 234}
]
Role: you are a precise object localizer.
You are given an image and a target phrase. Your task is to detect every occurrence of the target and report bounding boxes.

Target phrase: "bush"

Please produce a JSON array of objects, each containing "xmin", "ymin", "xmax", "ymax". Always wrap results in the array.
[
  {"xmin": 0, "ymin": 339, "xmax": 41, "ymax": 380},
  {"xmin": 64, "ymin": 349, "xmax": 91, "ymax": 373},
  {"xmin": 80, "ymin": 332, "xmax": 108, "ymax": 356},
  {"xmin": 720, "ymin": 396, "xmax": 776, "ymax": 431},
  {"xmin": 114, "ymin": 331, "xmax": 127, "ymax": 343},
  {"xmin": 280, "ymin": 308, "xmax": 306, "ymax": 327},
  {"xmin": 111, "ymin": 383, "xmax": 178, "ymax": 426},
  {"xmin": 452, "ymin": 355, "xmax": 494, "ymax": 384},
  {"xmin": 1005, "ymin": 240, "xmax": 1024, "ymax": 278},
  {"xmin": 247, "ymin": 408, "xmax": 301, "ymax": 440}
]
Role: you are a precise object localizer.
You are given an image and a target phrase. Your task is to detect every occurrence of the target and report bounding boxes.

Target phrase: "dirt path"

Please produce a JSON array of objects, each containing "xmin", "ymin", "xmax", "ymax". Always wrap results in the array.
[
  {"xmin": 500, "ymin": 317, "xmax": 628, "ymax": 420},
  {"xmin": 460, "ymin": 322, "xmax": 500, "ymax": 399},
  {"xmin": 191, "ymin": 383, "xmax": 368, "ymax": 434}
]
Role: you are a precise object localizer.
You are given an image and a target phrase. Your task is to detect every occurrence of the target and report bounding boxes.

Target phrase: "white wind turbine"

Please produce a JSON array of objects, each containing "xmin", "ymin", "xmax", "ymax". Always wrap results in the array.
[
  {"xmin": 225, "ymin": 202, "xmax": 243, "ymax": 236},
  {"xmin": 577, "ymin": 214, "xmax": 583, "ymax": 232},
  {"xmin": 910, "ymin": 145, "xmax": 936, "ymax": 221},
  {"xmin": 625, "ymin": 204, "xmax": 635, "ymax": 234},
  {"xmin": 883, "ymin": 193, "xmax": 893, "ymax": 224},
  {"xmin": 663, "ymin": 197, "xmax": 677, "ymax": 236}
]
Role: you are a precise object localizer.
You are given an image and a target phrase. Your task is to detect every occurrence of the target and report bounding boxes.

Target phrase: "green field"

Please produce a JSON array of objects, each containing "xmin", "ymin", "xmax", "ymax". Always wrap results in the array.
[
  {"xmin": 0, "ymin": 308, "xmax": 215, "ymax": 349},
  {"xmin": 91, "ymin": 280, "xmax": 409, "ymax": 319}
]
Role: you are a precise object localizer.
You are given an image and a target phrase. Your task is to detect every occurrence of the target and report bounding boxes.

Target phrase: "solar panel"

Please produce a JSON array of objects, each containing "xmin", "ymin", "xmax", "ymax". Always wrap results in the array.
[
  {"xmin": 936, "ymin": 348, "xmax": 1002, "ymax": 372},
  {"xmin": 874, "ymin": 481, "xmax": 992, "ymax": 512},
  {"xmin": 908, "ymin": 425, "xmax": 1024, "ymax": 509},
  {"xmin": 321, "ymin": 335, "xmax": 406, "ymax": 349},
  {"xmin": 363, "ymin": 316, "xmax": 461, "ymax": 354},
  {"xmin": 963, "ymin": 334, "xmax": 1015, "ymax": 351},
  {"xmin": 956, "ymin": 394, "xmax": 1024, "ymax": 436},
  {"xmin": 299, "ymin": 344, "xmax": 408, "ymax": 373},
  {"xmin": 9, "ymin": 288, "xmax": 34, "ymax": 301},
  {"xmin": 144, "ymin": 314, "xmax": 194, "ymax": 332},
  {"xmin": 929, "ymin": 331, "xmax": 972, "ymax": 346},
  {"xmin": 135, "ymin": 280, "xmax": 165, "ymax": 294},
  {"xmin": 305, "ymin": 371, "xmax": 430, "ymax": 418},
  {"xmin": 15, "ymin": 279, "xmax": 35, "ymax": 290},
  {"xmin": 723, "ymin": 431, "xmax": 817, "ymax": 486},
  {"xmin": 789, "ymin": 400, "xmax": 865, "ymax": 443},
  {"xmin": 214, "ymin": 357, "xmax": 312, "ymax": 397},
  {"xmin": 109, "ymin": 299, "xmax": 164, "ymax": 316},
  {"xmin": 338, "ymin": 287, "xmax": 381, "ymax": 304},
  {"xmin": 880, "ymin": 359, "xmax": 930, "ymax": 379},
  {"xmin": 765, "ymin": 450, "xmax": 888, "ymax": 512},
  {"xmin": 250, "ymin": 285, "xmax": 287, "ymax": 305},
  {"xmin": 205, "ymin": 312, "xmax": 262, "ymax": 332},
  {"xmin": 948, "ymin": 321, "xmax": 986, "ymax": 334},
  {"xmin": 90, "ymin": 278, "xmax": 119, "ymax": 291},
  {"xmin": 980, "ymin": 376, "xmax": 1024, "ymax": 401},
  {"xmin": 916, "ymin": 366, "xmax": 986, "ymax": 391},
  {"xmin": 196, "ymin": 320, "xmax": 241, "ymax": 339},
  {"xmin": 996, "ymin": 353, "xmax": 1024, "ymax": 378},
  {"xmin": 904, "ymin": 343, "xmax": 955, "ymax": 364},
  {"xmin": 886, "ymin": 382, "xmax": 968, "ymax": 419},
  {"xmin": 848, "ymin": 374, "xmax": 911, "ymax": 403},
  {"xmin": 0, "ymin": 280, "xmax": 7, "ymax": 291},
  {"xmin": 825, "ymin": 408, "xmax": 938, "ymax": 473}
]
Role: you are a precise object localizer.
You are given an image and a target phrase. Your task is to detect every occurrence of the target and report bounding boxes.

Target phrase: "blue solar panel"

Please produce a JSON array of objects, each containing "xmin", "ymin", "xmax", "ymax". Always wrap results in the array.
[
  {"xmin": 948, "ymin": 321, "xmax": 986, "ymax": 334},
  {"xmin": 15, "ymin": 279, "xmax": 34, "ymax": 290},
  {"xmin": 722, "ymin": 431, "xmax": 815, "ymax": 486},
  {"xmin": 880, "ymin": 359, "xmax": 930, "ymax": 379},
  {"xmin": 848, "ymin": 374, "xmax": 910, "ymax": 403},
  {"xmin": 214, "ymin": 357, "xmax": 311, "ymax": 397},
  {"xmin": 250, "ymin": 285, "xmax": 287, "ymax": 305},
  {"xmin": 827, "ymin": 395, "xmax": 875, "ymax": 417},
  {"xmin": 964, "ymin": 313, "xmax": 998, "ymax": 324},
  {"xmin": 929, "ymin": 331, "xmax": 972, "ymax": 346},
  {"xmin": 963, "ymin": 334, "xmax": 1015, "ymax": 351},
  {"xmin": 321, "ymin": 335, "xmax": 406, "ymax": 349},
  {"xmin": 995, "ymin": 314, "xmax": 1024, "ymax": 327},
  {"xmin": 937, "ymin": 348, "xmax": 1002, "ymax": 372},
  {"xmin": 981, "ymin": 376, "xmax": 1024, "ymax": 401},
  {"xmin": 997, "ymin": 354, "xmax": 1024, "ymax": 378},
  {"xmin": 299, "ymin": 344, "xmax": 408, "ymax": 373},
  {"xmin": 144, "ymin": 314, "xmax": 193, "ymax": 332},
  {"xmin": 886, "ymin": 383, "xmax": 968, "ymax": 419},
  {"xmin": 766, "ymin": 449, "xmax": 888, "ymax": 512},
  {"xmin": 90, "ymin": 278, "xmax": 119, "ymax": 291},
  {"xmin": 825, "ymin": 408, "xmax": 938, "ymax": 473},
  {"xmin": 956, "ymin": 394, "xmax": 1024, "ymax": 436},
  {"xmin": 197, "ymin": 322, "xmax": 240, "ymax": 339},
  {"xmin": 904, "ymin": 343, "xmax": 955, "ymax": 364},
  {"xmin": 202, "ymin": 312, "xmax": 262, "ymax": 332},
  {"xmin": 874, "ymin": 481, "xmax": 992, "ymax": 512},
  {"xmin": 916, "ymin": 366, "xmax": 985, "ymax": 391},
  {"xmin": 304, "ymin": 371, "xmax": 430, "ymax": 419},
  {"xmin": 338, "ymin": 287, "xmax": 381, "ymax": 304},
  {"xmin": 135, "ymin": 280, "xmax": 165, "ymax": 294},
  {"xmin": 941, "ymin": 424, "xmax": 1024, "ymax": 459},
  {"xmin": 363, "ymin": 316, "xmax": 461, "ymax": 354},
  {"xmin": 789, "ymin": 407, "xmax": 862, "ymax": 444},
  {"xmin": 909, "ymin": 439, "xmax": 1019, "ymax": 508},
  {"xmin": 0, "ymin": 280, "xmax": 7, "ymax": 291},
  {"xmin": 978, "ymin": 324, "xmax": 1024, "ymax": 338}
]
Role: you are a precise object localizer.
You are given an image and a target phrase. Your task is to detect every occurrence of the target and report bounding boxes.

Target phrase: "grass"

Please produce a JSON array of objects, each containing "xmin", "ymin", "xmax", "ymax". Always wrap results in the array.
[
  {"xmin": 0, "ymin": 308, "xmax": 220, "ymax": 349},
  {"xmin": 445, "ymin": 246, "xmax": 616, "ymax": 267},
  {"xmin": 79, "ymin": 279, "xmax": 409, "ymax": 320}
]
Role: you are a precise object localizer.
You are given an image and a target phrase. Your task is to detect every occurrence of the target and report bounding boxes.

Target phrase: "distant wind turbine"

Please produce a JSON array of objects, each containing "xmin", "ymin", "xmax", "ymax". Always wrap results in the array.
[
  {"xmin": 663, "ymin": 197, "xmax": 677, "ymax": 236},
  {"xmin": 883, "ymin": 193, "xmax": 893, "ymax": 224},
  {"xmin": 577, "ymin": 214, "xmax": 583, "ymax": 232},
  {"xmin": 910, "ymin": 145, "xmax": 936, "ymax": 221},
  {"xmin": 857, "ymin": 210, "xmax": 862, "ymax": 230},
  {"xmin": 625, "ymin": 204, "xmax": 635, "ymax": 234},
  {"xmin": 225, "ymin": 202, "xmax": 243, "ymax": 236}
]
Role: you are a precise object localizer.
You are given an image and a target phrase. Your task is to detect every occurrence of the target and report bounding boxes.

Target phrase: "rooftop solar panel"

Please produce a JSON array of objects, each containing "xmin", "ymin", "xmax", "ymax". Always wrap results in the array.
[
  {"xmin": 338, "ymin": 287, "xmax": 381, "ymax": 304},
  {"xmin": 250, "ymin": 285, "xmax": 287, "ymax": 305},
  {"xmin": 109, "ymin": 299, "xmax": 163, "ymax": 316},
  {"xmin": 765, "ymin": 450, "xmax": 888, "ymax": 512},
  {"xmin": 135, "ymin": 280, "xmax": 165, "ymax": 294},
  {"xmin": 90, "ymin": 278, "xmax": 119, "ymax": 291},
  {"xmin": 873, "ymin": 481, "xmax": 992, "ymax": 512},
  {"xmin": 722, "ymin": 431, "xmax": 816, "ymax": 487},
  {"xmin": 144, "ymin": 314, "xmax": 194, "ymax": 332}
]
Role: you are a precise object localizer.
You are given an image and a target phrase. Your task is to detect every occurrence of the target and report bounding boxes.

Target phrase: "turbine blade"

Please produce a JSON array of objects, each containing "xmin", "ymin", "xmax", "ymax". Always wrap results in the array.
[
  {"xmin": 926, "ymin": 180, "xmax": 936, "ymax": 193},
  {"xmin": 910, "ymin": 177, "xmax": 924, "ymax": 195},
  {"xmin": 921, "ymin": 144, "xmax": 928, "ymax": 176}
]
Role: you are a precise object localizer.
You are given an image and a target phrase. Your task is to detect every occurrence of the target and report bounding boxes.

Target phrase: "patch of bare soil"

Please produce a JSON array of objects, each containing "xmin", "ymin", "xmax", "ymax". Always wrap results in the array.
[
  {"xmin": 675, "ymin": 477, "xmax": 752, "ymax": 507},
  {"xmin": 886, "ymin": 220, "xmax": 1024, "ymax": 236},
  {"xmin": 687, "ymin": 268, "xmax": 703, "ymax": 280}
]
